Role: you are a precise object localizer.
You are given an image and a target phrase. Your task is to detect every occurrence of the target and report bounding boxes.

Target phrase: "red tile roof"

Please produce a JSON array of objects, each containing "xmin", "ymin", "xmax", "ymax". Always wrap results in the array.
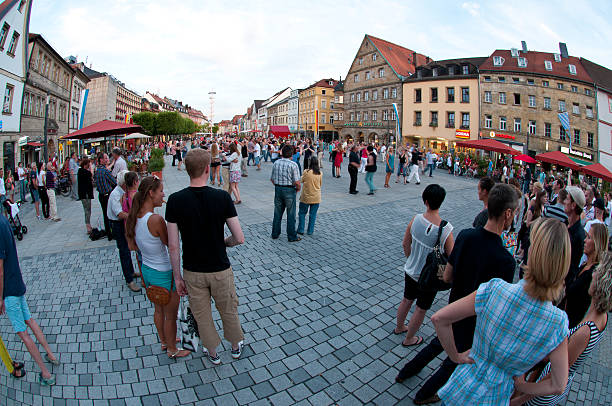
[
  {"xmin": 366, "ymin": 35, "xmax": 429, "ymax": 78},
  {"xmin": 306, "ymin": 79, "xmax": 338, "ymax": 89},
  {"xmin": 480, "ymin": 50, "xmax": 592, "ymax": 83}
]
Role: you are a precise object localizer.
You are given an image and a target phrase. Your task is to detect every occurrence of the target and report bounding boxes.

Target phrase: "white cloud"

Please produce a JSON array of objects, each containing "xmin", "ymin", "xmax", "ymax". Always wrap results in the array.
[{"xmin": 30, "ymin": 0, "xmax": 612, "ymax": 120}]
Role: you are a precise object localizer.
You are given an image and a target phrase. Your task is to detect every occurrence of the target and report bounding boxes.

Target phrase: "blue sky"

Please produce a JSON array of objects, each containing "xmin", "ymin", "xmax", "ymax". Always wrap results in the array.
[{"xmin": 30, "ymin": 0, "xmax": 612, "ymax": 121}]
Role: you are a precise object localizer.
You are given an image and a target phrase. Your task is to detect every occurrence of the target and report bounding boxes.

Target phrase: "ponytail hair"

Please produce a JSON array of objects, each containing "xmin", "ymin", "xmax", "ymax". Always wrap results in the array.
[{"xmin": 125, "ymin": 176, "xmax": 162, "ymax": 241}]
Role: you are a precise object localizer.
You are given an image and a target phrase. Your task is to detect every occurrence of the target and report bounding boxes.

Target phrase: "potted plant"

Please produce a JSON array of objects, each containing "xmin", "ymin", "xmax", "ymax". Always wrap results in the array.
[{"xmin": 148, "ymin": 148, "xmax": 165, "ymax": 180}]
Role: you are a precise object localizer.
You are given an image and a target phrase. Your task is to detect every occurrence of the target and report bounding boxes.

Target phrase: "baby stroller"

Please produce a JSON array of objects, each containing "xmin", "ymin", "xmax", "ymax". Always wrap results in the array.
[{"xmin": 2, "ymin": 199, "xmax": 27, "ymax": 240}]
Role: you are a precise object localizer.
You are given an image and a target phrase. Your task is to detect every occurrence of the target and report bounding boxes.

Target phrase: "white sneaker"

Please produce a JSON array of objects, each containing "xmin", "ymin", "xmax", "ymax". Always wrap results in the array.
[
  {"xmin": 231, "ymin": 341, "xmax": 244, "ymax": 359},
  {"xmin": 203, "ymin": 348, "xmax": 221, "ymax": 365}
]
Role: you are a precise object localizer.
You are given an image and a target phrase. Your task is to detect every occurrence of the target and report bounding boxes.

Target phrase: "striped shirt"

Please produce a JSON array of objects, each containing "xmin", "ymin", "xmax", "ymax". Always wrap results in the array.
[
  {"xmin": 270, "ymin": 158, "xmax": 300, "ymax": 187},
  {"xmin": 94, "ymin": 166, "xmax": 116, "ymax": 195},
  {"xmin": 439, "ymin": 279, "xmax": 569, "ymax": 406},
  {"xmin": 527, "ymin": 320, "xmax": 607, "ymax": 406}
]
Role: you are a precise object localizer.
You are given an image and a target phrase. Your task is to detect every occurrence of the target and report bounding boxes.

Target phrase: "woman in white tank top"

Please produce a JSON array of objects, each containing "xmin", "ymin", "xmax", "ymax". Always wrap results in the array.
[{"xmin": 125, "ymin": 176, "xmax": 190, "ymax": 359}]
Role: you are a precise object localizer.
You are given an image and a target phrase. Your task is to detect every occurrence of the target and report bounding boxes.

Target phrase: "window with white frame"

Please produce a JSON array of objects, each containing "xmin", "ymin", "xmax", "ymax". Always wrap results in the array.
[
  {"xmin": 518, "ymin": 57, "xmax": 527, "ymax": 67},
  {"xmin": 3, "ymin": 84, "xmax": 13, "ymax": 113},
  {"xmin": 544, "ymin": 97, "xmax": 551, "ymax": 109},
  {"xmin": 571, "ymin": 86, "xmax": 578, "ymax": 93},
  {"xmin": 383, "ymin": 88, "xmax": 389, "ymax": 99},
  {"xmin": 500, "ymin": 116, "xmax": 507, "ymax": 130},
  {"xmin": 493, "ymin": 56, "xmax": 504, "ymax": 66},
  {"xmin": 371, "ymin": 110, "xmax": 376, "ymax": 121},
  {"xmin": 364, "ymin": 91, "xmax": 369, "ymax": 101},
  {"xmin": 461, "ymin": 112, "xmax": 470, "ymax": 128},
  {"xmin": 585, "ymin": 88, "xmax": 592, "ymax": 96},
  {"xmin": 321, "ymin": 100, "xmax": 326, "ymax": 109},
  {"xmin": 559, "ymin": 100, "xmax": 566, "ymax": 112},
  {"xmin": 392, "ymin": 88, "xmax": 397, "ymax": 98},
  {"xmin": 366, "ymin": 71, "xmax": 371, "ymax": 80},
  {"xmin": 339, "ymin": 112, "xmax": 343, "ymax": 120},
  {"xmin": 544, "ymin": 60, "xmax": 553, "ymax": 71},
  {"xmin": 514, "ymin": 118, "xmax": 521, "ymax": 132},
  {"xmin": 462, "ymin": 65, "xmax": 469, "ymax": 74},
  {"xmin": 363, "ymin": 112, "xmax": 368, "ymax": 121},
  {"xmin": 358, "ymin": 57, "xmax": 363, "ymax": 65},
  {"xmin": 350, "ymin": 93, "xmax": 355, "ymax": 103},
  {"xmin": 554, "ymin": 53, "xmax": 561, "ymax": 62},
  {"xmin": 447, "ymin": 112, "xmax": 454, "ymax": 127},
  {"xmin": 350, "ymin": 112, "xmax": 354, "ymax": 121},
  {"xmin": 499, "ymin": 92, "xmax": 506, "ymax": 104},
  {"xmin": 22, "ymin": 91, "xmax": 28, "ymax": 115},
  {"xmin": 588, "ymin": 132, "xmax": 594, "ymax": 148},
  {"xmin": 586, "ymin": 106, "xmax": 593, "ymax": 118},
  {"xmin": 484, "ymin": 114, "xmax": 492, "ymax": 128},
  {"xmin": 372, "ymin": 53, "xmax": 377, "ymax": 61},
  {"xmin": 557, "ymin": 83, "xmax": 564, "ymax": 90},
  {"xmin": 542, "ymin": 80, "xmax": 549, "ymax": 87},
  {"xmin": 320, "ymin": 115, "xmax": 325, "ymax": 124},
  {"xmin": 560, "ymin": 127, "xmax": 567, "ymax": 141},
  {"xmin": 528, "ymin": 95, "xmax": 536, "ymax": 107},
  {"xmin": 354, "ymin": 73, "xmax": 359, "ymax": 83},
  {"xmin": 572, "ymin": 103, "xmax": 580, "ymax": 115},
  {"xmin": 356, "ymin": 93, "xmax": 361, "ymax": 102},
  {"xmin": 574, "ymin": 129, "xmax": 580, "ymax": 145},
  {"xmin": 0, "ymin": 23, "xmax": 9, "ymax": 50},
  {"xmin": 356, "ymin": 111, "xmax": 361, "ymax": 120},
  {"xmin": 545, "ymin": 123, "xmax": 551, "ymax": 138},
  {"xmin": 7, "ymin": 31, "xmax": 19, "ymax": 56},
  {"xmin": 382, "ymin": 110, "xmax": 388, "ymax": 120},
  {"xmin": 372, "ymin": 90, "xmax": 378, "ymax": 100},
  {"xmin": 378, "ymin": 68, "xmax": 384, "ymax": 78},
  {"xmin": 484, "ymin": 91, "xmax": 492, "ymax": 103},
  {"xmin": 568, "ymin": 64, "xmax": 577, "ymax": 75},
  {"xmin": 529, "ymin": 120, "xmax": 536, "ymax": 135}
]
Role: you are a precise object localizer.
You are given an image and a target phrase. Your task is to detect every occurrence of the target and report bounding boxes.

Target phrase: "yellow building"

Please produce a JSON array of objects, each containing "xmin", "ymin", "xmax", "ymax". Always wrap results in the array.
[
  {"xmin": 402, "ymin": 58, "xmax": 485, "ymax": 152},
  {"xmin": 299, "ymin": 79, "xmax": 339, "ymax": 141}
]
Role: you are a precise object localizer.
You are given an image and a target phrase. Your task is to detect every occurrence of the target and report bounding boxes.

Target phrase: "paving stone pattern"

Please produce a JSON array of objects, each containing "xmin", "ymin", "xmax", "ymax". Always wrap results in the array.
[{"xmin": 0, "ymin": 156, "xmax": 610, "ymax": 405}]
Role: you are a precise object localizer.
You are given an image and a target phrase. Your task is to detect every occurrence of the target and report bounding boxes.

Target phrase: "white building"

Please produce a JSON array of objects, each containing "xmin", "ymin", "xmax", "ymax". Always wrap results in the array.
[
  {"xmin": 0, "ymin": 0, "xmax": 31, "ymax": 171},
  {"xmin": 259, "ymin": 87, "xmax": 291, "ymax": 134},
  {"xmin": 287, "ymin": 88, "xmax": 299, "ymax": 134}
]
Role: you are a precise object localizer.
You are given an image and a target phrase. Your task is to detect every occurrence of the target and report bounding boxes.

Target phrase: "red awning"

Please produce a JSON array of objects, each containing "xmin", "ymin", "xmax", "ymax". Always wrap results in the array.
[
  {"xmin": 269, "ymin": 125, "xmax": 290, "ymax": 138},
  {"xmin": 580, "ymin": 163, "xmax": 612, "ymax": 182},
  {"xmin": 455, "ymin": 138, "xmax": 519, "ymax": 155},
  {"xmin": 513, "ymin": 154, "xmax": 536, "ymax": 164},
  {"xmin": 60, "ymin": 120, "xmax": 142, "ymax": 140},
  {"xmin": 26, "ymin": 142, "xmax": 43, "ymax": 147},
  {"xmin": 535, "ymin": 151, "xmax": 580, "ymax": 171}
]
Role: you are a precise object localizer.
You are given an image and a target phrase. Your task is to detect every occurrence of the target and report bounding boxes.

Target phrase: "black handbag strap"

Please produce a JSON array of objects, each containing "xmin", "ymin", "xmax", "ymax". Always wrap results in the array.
[{"xmin": 434, "ymin": 220, "xmax": 448, "ymax": 248}]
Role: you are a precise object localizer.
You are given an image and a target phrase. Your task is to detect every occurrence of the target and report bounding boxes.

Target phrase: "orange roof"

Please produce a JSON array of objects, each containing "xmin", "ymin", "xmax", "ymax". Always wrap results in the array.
[{"xmin": 366, "ymin": 35, "xmax": 429, "ymax": 78}]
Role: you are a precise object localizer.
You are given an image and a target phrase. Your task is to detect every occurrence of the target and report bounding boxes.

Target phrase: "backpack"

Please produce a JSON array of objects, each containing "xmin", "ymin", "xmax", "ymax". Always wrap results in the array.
[
  {"xmin": 89, "ymin": 228, "xmax": 106, "ymax": 241},
  {"xmin": 418, "ymin": 220, "xmax": 451, "ymax": 292}
]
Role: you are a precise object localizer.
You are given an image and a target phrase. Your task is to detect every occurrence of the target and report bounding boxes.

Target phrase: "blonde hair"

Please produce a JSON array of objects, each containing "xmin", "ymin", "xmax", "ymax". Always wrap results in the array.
[
  {"xmin": 589, "ymin": 223, "xmax": 609, "ymax": 263},
  {"xmin": 523, "ymin": 218, "xmax": 571, "ymax": 301},
  {"xmin": 592, "ymin": 252, "xmax": 612, "ymax": 313}
]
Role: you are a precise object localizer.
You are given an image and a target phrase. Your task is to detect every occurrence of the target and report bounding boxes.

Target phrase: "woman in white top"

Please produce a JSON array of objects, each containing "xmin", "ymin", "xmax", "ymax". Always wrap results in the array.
[
  {"xmin": 396, "ymin": 184, "xmax": 454, "ymax": 346},
  {"xmin": 226, "ymin": 143, "xmax": 242, "ymax": 204},
  {"xmin": 125, "ymin": 176, "xmax": 190, "ymax": 359}
]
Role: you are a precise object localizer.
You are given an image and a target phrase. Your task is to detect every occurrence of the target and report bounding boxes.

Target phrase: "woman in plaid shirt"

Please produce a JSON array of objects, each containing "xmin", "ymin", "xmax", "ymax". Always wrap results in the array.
[{"xmin": 432, "ymin": 218, "xmax": 571, "ymax": 405}]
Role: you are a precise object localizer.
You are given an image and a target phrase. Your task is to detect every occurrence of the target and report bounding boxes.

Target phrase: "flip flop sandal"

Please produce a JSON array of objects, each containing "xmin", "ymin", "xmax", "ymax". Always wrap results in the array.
[
  {"xmin": 45, "ymin": 354, "xmax": 61, "ymax": 366},
  {"xmin": 401, "ymin": 336, "xmax": 424, "ymax": 347},
  {"xmin": 11, "ymin": 367, "xmax": 25, "ymax": 379},
  {"xmin": 168, "ymin": 349, "xmax": 191, "ymax": 359},
  {"xmin": 393, "ymin": 327, "xmax": 408, "ymax": 335}
]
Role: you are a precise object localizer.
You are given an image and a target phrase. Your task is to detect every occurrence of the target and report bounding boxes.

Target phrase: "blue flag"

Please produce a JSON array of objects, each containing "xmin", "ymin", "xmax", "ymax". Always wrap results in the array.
[{"xmin": 558, "ymin": 112, "xmax": 571, "ymax": 149}]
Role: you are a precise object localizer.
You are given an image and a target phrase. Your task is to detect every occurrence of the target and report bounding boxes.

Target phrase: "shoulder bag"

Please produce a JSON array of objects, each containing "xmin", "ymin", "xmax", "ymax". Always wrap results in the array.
[
  {"xmin": 418, "ymin": 220, "xmax": 451, "ymax": 292},
  {"xmin": 143, "ymin": 275, "xmax": 173, "ymax": 306}
]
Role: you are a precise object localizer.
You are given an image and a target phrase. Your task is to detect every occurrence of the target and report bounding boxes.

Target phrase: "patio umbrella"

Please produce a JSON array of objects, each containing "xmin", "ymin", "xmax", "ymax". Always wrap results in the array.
[
  {"xmin": 122, "ymin": 133, "xmax": 151, "ymax": 140},
  {"xmin": 455, "ymin": 138, "xmax": 519, "ymax": 155},
  {"xmin": 535, "ymin": 151, "xmax": 580, "ymax": 171},
  {"xmin": 60, "ymin": 120, "xmax": 142, "ymax": 140},
  {"xmin": 513, "ymin": 154, "xmax": 536, "ymax": 164},
  {"xmin": 580, "ymin": 163, "xmax": 612, "ymax": 182}
]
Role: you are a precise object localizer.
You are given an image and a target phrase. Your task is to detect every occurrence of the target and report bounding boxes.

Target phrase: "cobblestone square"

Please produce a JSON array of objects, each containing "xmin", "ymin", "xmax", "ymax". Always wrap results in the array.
[{"xmin": 1, "ymin": 157, "xmax": 610, "ymax": 405}]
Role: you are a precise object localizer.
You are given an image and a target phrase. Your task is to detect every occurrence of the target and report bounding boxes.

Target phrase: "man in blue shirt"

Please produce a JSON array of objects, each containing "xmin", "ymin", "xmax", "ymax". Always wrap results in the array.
[{"xmin": 0, "ymin": 215, "xmax": 59, "ymax": 385}]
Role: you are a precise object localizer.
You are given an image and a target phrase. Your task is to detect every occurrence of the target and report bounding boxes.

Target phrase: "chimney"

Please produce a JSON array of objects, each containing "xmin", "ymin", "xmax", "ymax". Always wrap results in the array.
[
  {"xmin": 412, "ymin": 52, "xmax": 417, "ymax": 68},
  {"xmin": 559, "ymin": 42, "xmax": 569, "ymax": 58},
  {"xmin": 426, "ymin": 56, "xmax": 432, "ymax": 64},
  {"xmin": 521, "ymin": 41, "xmax": 527, "ymax": 53}
]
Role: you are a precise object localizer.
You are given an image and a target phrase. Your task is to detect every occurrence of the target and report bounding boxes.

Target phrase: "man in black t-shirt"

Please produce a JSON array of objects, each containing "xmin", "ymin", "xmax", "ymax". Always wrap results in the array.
[
  {"xmin": 396, "ymin": 184, "xmax": 517, "ymax": 404},
  {"xmin": 166, "ymin": 149, "xmax": 246, "ymax": 365},
  {"xmin": 348, "ymin": 145, "xmax": 360, "ymax": 194},
  {"xmin": 407, "ymin": 146, "xmax": 421, "ymax": 184}
]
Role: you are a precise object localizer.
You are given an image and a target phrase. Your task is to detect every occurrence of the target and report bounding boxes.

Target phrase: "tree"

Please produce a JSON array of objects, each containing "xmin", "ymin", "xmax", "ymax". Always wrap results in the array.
[
  {"xmin": 132, "ymin": 111, "xmax": 157, "ymax": 135},
  {"xmin": 212, "ymin": 125, "xmax": 219, "ymax": 134}
]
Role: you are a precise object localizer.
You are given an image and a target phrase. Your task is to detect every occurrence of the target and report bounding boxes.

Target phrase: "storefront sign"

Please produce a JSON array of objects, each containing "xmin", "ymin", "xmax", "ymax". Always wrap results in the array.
[
  {"xmin": 18, "ymin": 136, "xmax": 27, "ymax": 147},
  {"xmin": 344, "ymin": 122, "xmax": 385, "ymax": 127},
  {"xmin": 489, "ymin": 131, "xmax": 515, "ymax": 140},
  {"xmin": 455, "ymin": 129, "xmax": 470, "ymax": 139},
  {"xmin": 561, "ymin": 146, "xmax": 592, "ymax": 160}
]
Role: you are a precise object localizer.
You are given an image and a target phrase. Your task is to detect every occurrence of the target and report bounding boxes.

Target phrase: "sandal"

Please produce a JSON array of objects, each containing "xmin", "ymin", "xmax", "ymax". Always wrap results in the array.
[
  {"xmin": 161, "ymin": 338, "xmax": 181, "ymax": 351},
  {"xmin": 45, "ymin": 353, "xmax": 61, "ymax": 366},
  {"xmin": 392, "ymin": 327, "xmax": 409, "ymax": 335},
  {"xmin": 402, "ymin": 336, "xmax": 424, "ymax": 347},
  {"xmin": 12, "ymin": 361, "xmax": 24, "ymax": 370},
  {"xmin": 168, "ymin": 349, "xmax": 191, "ymax": 359}
]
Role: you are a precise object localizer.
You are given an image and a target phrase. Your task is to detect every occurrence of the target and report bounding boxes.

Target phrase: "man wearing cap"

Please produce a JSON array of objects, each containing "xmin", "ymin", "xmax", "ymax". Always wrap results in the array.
[
  {"xmin": 584, "ymin": 197, "xmax": 606, "ymax": 233},
  {"xmin": 564, "ymin": 186, "xmax": 586, "ymax": 284}
]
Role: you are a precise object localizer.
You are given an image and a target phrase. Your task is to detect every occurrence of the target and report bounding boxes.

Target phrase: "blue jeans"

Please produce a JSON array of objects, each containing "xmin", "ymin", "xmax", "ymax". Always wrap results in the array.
[
  {"xmin": 247, "ymin": 152, "xmax": 255, "ymax": 165},
  {"xmin": 297, "ymin": 202, "xmax": 319, "ymax": 235},
  {"xmin": 19, "ymin": 179, "xmax": 26, "ymax": 202},
  {"xmin": 272, "ymin": 186, "xmax": 297, "ymax": 240},
  {"xmin": 110, "ymin": 220, "xmax": 135, "ymax": 284},
  {"xmin": 365, "ymin": 172, "xmax": 375, "ymax": 193},
  {"xmin": 428, "ymin": 163, "xmax": 434, "ymax": 176}
]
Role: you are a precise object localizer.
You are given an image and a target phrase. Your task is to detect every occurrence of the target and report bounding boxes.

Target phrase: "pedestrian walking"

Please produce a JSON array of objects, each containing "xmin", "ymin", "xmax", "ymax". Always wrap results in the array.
[
  {"xmin": 297, "ymin": 156, "xmax": 322, "ymax": 236},
  {"xmin": 0, "ymin": 214, "xmax": 59, "ymax": 385},
  {"xmin": 333, "ymin": 145, "xmax": 343, "ymax": 178},
  {"xmin": 408, "ymin": 147, "xmax": 421, "ymax": 184},
  {"xmin": 240, "ymin": 140, "xmax": 249, "ymax": 176},
  {"xmin": 348, "ymin": 144, "xmax": 360, "ymax": 194},
  {"xmin": 365, "ymin": 145, "xmax": 377, "ymax": 195},
  {"xmin": 45, "ymin": 163, "xmax": 60, "ymax": 222},
  {"xmin": 36, "ymin": 163, "xmax": 49, "ymax": 219},
  {"xmin": 426, "ymin": 149, "xmax": 435, "ymax": 177},
  {"xmin": 16, "ymin": 163, "xmax": 26, "ymax": 203},
  {"xmin": 94, "ymin": 153, "xmax": 116, "ymax": 240},
  {"xmin": 396, "ymin": 148, "xmax": 407, "ymax": 184},
  {"xmin": 384, "ymin": 147, "xmax": 394, "ymax": 188},
  {"xmin": 28, "ymin": 163, "xmax": 40, "ymax": 219},
  {"xmin": 271, "ymin": 145, "xmax": 302, "ymax": 242},
  {"xmin": 108, "ymin": 170, "xmax": 141, "ymax": 292},
  {"xmin": 69, "ymin": 152, "xmax": 79, "ymax": 200},
  {"xmin": 77, "ymin": 159, "xmax": 94, "ymax": 235},
  {"xmin": 227, "ymin": 143, "xmax": 242, "ymax": 204},
  {"xmin": 166, "ymin": 148, "xmax": 246, "ymax": 365}
]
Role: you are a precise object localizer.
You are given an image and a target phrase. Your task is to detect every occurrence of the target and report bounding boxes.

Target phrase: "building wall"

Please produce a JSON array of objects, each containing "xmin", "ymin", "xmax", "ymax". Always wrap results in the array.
[
  {"xmin": 342, "ymin": 37, "xmax": 403, "ymax": 143},
  {"xmin": 84, "ymin": 75, "xmax": 116, "ymax": 126},
  {"xmin": 116, "ymin": 85, "xmax": 141, "ymax": 121},
  {"xmin": 299, "ymin": 86, "xmax": 336, "ymax": 135},
  {"xmin": 480, "ymin": 72, "xmax": 597, "ymax": 161},
  {"xmin": 597, "ymin": 89, "xmax": 612, "ymax": 169},
  {"xmin": 403, "ymin": 78, "xmax": 479, "ymax": 152},
  {"xmin": 288, "ymin": 90, "xmax": 298, "ymax": 132},
  {"xmin": 69, "ymin": 74, "xmax": 87, "ymax": 130}
]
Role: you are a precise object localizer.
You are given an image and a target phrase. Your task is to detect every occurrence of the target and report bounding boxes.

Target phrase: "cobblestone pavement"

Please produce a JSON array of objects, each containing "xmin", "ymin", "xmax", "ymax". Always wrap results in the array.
[{"xmin": 1, "ymin": 155, "xmax": 610, "ymax": 405}]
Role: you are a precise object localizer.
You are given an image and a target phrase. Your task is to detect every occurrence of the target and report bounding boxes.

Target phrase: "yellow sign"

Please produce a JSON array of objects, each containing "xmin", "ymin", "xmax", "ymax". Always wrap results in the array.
[
  {"xmin": 67, "ymin": 141, "xmax": 72, "ymax": 145},
  {"xmin": 59, "ymin": 143, "xmax": 63, "ymax": 151}
]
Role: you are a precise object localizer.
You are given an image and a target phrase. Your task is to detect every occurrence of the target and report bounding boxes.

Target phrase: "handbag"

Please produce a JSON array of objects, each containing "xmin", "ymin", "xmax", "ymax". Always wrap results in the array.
[
  {"xmin": 179, "ymin": 297, "xmax": 200, "ymax": 352},
  {"xmin": 418, "ymin": 220, "xmax": 451, "ymax": 292},
  {"xmin": 143, "ymin": 275, "xmax": 172, "ymax": 306}
]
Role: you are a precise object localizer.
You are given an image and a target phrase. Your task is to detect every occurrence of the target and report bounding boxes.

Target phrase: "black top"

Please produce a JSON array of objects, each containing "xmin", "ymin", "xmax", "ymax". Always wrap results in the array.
[
  {"xmin": 447, "ymin": 227, "xmax": 516, "ymax": 351},
  {"xmin": 241, "ymin": 145, "xmax": 248, "ymax": 158},
  {"xmin": 365, "ymin": 152, "xmax": 377, "ymax": 172},
  {"xmin": 399, "ymin": 154, "xmax": 406, "ymax": 165},
  {"xmin": 561, "ymin": 263, "xmax": 596, "ymax": 329},
  {"xmin": 165, "ymin": 186, "xmax": 238, "ymax": 273},
  {"xmin": 77, "ymin": 168, "xmax": 94, "ymax": 200},
  {"xmin": 304, "ymin": 146, "xmax": 314, "ymax": 160},
  {"xmin": 411, "ymin": 150, "xmax": 421, "ymax": 165},
  {"xmin": 348, "ymin": 151, "xmax": 360, "ymax": 169},
  {"xmin": 0, "ymin": 215, "xmax": 25, "ymax": 298},
  {"xmin": 472, "ymin": 209, "xmax": 488, "ymax": 229},
  {"xmin": 567, "ymin": 220, "xmax": 586, "ymax": 285}
]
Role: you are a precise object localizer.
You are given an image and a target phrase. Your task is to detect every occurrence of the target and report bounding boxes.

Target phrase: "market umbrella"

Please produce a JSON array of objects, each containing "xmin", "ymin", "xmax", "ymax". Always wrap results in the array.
[
  {"xmin": 455, "ymin": 138, "xmax": 519, "ymax": 155},
  {"xmin": 122, "ymin": 133, "xmax": 151, "ymax": 140},
  {"xmin": 513, "ymin": 154, "xmax": 536, "ymax": 164},
  {"xmin": 580, "ymin": 163, "xmax": 612, "ymax": 182},
  {"xmin": 60, "ymin": 120, "xmax": 142, "ymax": 140},
  {"xmin": 535, "ymin": 151, "xmax": 580, "ymax": 171}
]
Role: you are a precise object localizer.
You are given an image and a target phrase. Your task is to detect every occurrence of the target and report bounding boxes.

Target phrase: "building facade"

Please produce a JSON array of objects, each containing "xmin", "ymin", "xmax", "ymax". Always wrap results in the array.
[
  {"xmin": 83, "ymin": 67, "xmax": 141, "ymax": 126},
  {"xmin": 402, "ymin": 58, "xmax": 485, "ymax": 152},
  {"xmin": 331, "ymin": 80, "xmax": 344, "ymax": 140},
  {"xmin": 287, "ymin": 89, "xmax": 299, "ymax": 134},
  {"xmin": 479, "ymin": 45, "xmax": 597, "ymax": 163},
  {"xmin": 342, "ymin": 34, "xmax": 429, "ymax": 145},
  {"xmin": 21, "ymin": 33, "xmax": 73, "ymax": 163},
  {"xmin": 116, "ymin": 84, "xmax": 141, "ymax": 122},
  {"xmin": 298, "ymin": 78, "xmax": 338, "ymax": 142}
]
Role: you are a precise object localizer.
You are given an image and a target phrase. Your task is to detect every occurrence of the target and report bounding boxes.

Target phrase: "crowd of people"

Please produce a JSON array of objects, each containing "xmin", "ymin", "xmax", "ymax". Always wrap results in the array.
[{"xmin": 0, "ymin": 133, "xmax": 610, "ymax": 405}]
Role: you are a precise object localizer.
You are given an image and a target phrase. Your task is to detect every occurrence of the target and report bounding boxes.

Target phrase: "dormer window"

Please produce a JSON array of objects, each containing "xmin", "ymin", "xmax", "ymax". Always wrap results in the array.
[
  {"xmin": 462, "ymin": 65, "xmax": 469, "ymax": 74},
  {"xmin": 448, "ymin": 66, "xmax": 454, "ymax": 76},
  {"xmin": 432, "ymin": 68, "xmax": 438, "ymax": 77},
  {"xmin": 511, "ymin": 48, "xmax": 519, "ymax": 57},
  {"xmin": 372, "ymin": 53, "xmax": 377, "ymax": 61},
  {"xmin": 517, "ymin": 57, "xmax": 527, "ymax": 68},
  {"xmin": 358, "ymin": 57, "xmax": 363, "ymax": 65},
  {"xmin": 544, "ymin": 60, "xmax": 553, "ymax": 71},
  {"xmin": 493, "ymin": 56, "xmax": 504, "ymax": 66},
  {"xmin": 18, "ymin": 1, "xmax": 25, "ymax": 12},
  {"xmin": 568, "ymin": 64, "xmax": 577, "ymax": 75},
  {"xmin": 554, "ymin": 53, "xmax": 561, "ymax": 62}
]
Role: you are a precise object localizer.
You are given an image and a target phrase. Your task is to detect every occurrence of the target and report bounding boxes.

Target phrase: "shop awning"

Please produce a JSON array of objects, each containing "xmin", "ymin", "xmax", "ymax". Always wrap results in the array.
[
  {"xmin": 26, "ymin": 142, "xmax": 44, "ymax": 147},
  {"xmin": 580, "ymin": 163, "xmax": 612, "ymax": 182},
  {"xmin": 455, "ymin": 138, "xmax": 519, "ymax": 155},
  {"xmin": 61, "ymin": 120, "xmax": 142, "ymax": 140},
  {"xmin": 534, "ymin": 151, "xmax": 580, "ymax": 171},
  {"xmin": 269, "ymin": 126, "xmax": 290, "ymax": 138},
  {"xmin": 513, "ymin": 154, "xmax": 536, "ymax": 164}
]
